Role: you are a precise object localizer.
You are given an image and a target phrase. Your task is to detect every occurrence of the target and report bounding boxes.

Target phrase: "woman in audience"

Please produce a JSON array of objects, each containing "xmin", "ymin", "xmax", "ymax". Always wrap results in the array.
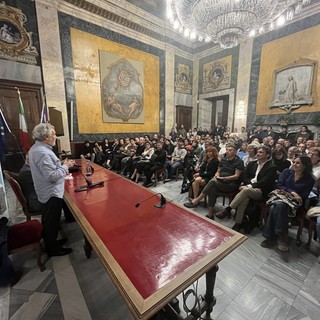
[
  {"xmin": 190, "ymin": 146, "xmax": 219, "ymax": 199},
  {"xmin": 112, "ymin": 138, "xmax": 127, "ymax": 171},
  {"xmin": 93, "ymin": 141, "xmax": 104, "ymax": 165},
  {"xmin": 295, "ymin": 125, "xmax": 311, "ymax": 143},
  {"xmin": 272, "ymin": 146, "xmax": 291, "ymax": 177},
  {"xmin": 261, "ymin": 155, "xmax": 314, "ymax": 252},
  {"xmin": 131, "ymin": 141, "xmax": 155, "ymax": 183},
  {"xmin": 242, "ymin": 143, "xmax": 258, "ymax": 167},
  {"xmin": 102, "ymin": 137, "xmax": 112, "ymax": 168}
]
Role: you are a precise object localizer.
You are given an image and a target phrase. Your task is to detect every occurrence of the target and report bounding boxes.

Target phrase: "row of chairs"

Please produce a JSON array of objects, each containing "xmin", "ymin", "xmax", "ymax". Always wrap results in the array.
[
  {"xmin": 3, "ymin": 170, "xmax": 45, "ymax": 272},
  {"xmin": 218, "ymin": 189, "xmax": 317, "ymax": 246}
]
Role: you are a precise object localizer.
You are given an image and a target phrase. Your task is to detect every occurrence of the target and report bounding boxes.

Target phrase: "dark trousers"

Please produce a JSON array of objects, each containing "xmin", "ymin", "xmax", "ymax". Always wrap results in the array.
[
  {"xmin": 263, "ymin": 200, "xmax": 290, "ymax": 240},
  {"xmin": 144, "ymin": 163, "xmax": 163, "ymax": 183},
  {"xmin": 202, "ymin": 179, "xmax": 239, "ymax": 208},
  {"xmin": 42, "ymin": 197, "xmax": 63, "ymax": 253}
]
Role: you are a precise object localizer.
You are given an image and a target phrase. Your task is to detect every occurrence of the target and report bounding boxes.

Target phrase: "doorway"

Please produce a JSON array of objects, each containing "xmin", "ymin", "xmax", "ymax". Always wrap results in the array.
[
  {"xmin": 176, "ymin": 105, "xmax": 192, "ymax": 131},
  {"xmin": 0, "ymin": 80, "xmax": 42, "ymax": 171},
  {"xmin": 210, "ymin": 95, "xmax": 229, "ymax": 128}
]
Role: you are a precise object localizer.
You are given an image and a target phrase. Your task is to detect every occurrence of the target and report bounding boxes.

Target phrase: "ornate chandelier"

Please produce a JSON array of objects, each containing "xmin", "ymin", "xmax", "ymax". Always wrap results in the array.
[{"xmin": 166, "ymin": 0, "xmax": 312, "ymax": 49}]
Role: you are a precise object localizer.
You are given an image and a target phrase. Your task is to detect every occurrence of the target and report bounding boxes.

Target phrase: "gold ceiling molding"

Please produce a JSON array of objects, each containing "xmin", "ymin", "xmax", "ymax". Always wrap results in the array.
[{"xmin": 62, "ymin": 0, "xmax": 165, "ymax": 42}]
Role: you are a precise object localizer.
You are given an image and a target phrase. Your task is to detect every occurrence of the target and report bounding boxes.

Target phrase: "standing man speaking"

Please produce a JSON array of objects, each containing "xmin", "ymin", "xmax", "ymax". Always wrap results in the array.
[{"xmin": 29, "ymin": 123, "xmax": 75, "ymax": 256}]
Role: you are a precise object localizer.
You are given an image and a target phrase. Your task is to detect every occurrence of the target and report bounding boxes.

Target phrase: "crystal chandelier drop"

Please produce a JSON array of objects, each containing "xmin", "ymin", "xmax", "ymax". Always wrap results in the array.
[{"xmin": 166, "ymin": 0, "xmax": 313, "ymax": 49}]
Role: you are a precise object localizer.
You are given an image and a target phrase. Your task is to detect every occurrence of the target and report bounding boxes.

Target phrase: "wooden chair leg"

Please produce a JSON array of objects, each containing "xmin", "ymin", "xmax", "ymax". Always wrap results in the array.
[
  {"xmin": 34, "ymin": 242, "xmax": 45, "ymax": 272},
  {"xmin": 307, "ymin": 218, "xmax": 316, "ymax": 247},
  {"xmin": 296, "ymin": 218, "xmax": 304, "ymax": 246}
]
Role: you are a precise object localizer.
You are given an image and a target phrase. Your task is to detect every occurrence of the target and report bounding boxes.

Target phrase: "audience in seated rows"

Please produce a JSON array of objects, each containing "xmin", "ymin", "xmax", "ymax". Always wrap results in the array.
[
  {"xmin": 184, "ymin": 144, "xmax": 244, "ymax": 219},
  {"xmin": 216, "ymin": 146, "xmax": 277, "ymax": 231}
]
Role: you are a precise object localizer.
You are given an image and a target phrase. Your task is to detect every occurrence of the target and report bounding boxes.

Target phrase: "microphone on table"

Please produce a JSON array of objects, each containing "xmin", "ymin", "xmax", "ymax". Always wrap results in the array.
[
  {"xmin": 74, "ymin": 168, "xmax": 104, "ymax": 192},
  {"xmin": 135, "ymin": 193, "xmax": 167, "ymax": 208}
]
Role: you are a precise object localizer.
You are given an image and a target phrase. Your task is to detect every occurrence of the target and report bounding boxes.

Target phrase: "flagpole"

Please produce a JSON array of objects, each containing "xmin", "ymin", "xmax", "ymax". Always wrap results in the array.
[
  {"xmin": 12, "ymin": 87, "xmax": 29, "ymax": 161},
  {"xmin": 0, "ymin": 105, "xmax": 25, "ymax": 162}
]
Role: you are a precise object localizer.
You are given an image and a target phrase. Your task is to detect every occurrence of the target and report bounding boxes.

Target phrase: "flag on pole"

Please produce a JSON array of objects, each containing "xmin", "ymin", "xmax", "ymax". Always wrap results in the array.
[
  {"xmin": 0, "ymin": 109, "xmax": 11, "ymax": 162},
  {"xmin": 17, "ymin": 88, "xmax": 31, "ymax": 153},
  {"xmin": 40, "ymin": 91, "xmax": 50, "ymax": 123}
]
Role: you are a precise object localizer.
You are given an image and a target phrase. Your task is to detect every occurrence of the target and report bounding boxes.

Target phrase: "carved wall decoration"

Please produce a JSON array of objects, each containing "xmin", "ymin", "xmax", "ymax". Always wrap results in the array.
[
  {"xmin": 270, "ymin": 63, "xmax": 315, "ymax": 113},
  {"xmin": 202, "ymin": 56, "xmax": 232, "ymax": 93},
  {"xmin": 100, "ymin": 53, "xmax": 144, "ymax": 123},
  {"xmin": 0, "ymin": 2, "xmax": 38, "ymax": 64},
  {"xmin": 175, "ymin": 63, "xmax": 191, "ymax": 94}
]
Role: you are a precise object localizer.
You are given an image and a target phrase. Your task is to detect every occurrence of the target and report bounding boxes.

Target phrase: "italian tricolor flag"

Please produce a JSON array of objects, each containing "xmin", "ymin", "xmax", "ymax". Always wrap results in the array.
[{"xmin": 18, "ymin": 90, "xmax": 30, "ymax": 153}]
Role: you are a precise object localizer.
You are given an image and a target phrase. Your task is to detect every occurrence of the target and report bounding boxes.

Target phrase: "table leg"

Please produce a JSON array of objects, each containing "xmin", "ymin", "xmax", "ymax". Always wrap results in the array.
[
  {"xmin": 153, "ymin": 265, "xmax": 218, "ymax": 320},
  {"xmin": 83, "ymin": 234, "xmax": 92, "ymax": 258}
]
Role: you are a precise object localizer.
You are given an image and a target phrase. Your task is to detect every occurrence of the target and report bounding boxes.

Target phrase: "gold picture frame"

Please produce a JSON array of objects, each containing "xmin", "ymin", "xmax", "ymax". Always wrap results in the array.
[{"xmin": 0, "ymin": 3, "xmax": 38, "ymax": 64}]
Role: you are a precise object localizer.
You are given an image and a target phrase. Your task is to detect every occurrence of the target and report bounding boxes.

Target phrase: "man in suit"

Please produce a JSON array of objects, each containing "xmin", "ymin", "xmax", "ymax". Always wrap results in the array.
[{"xmin": 216, "ymin": 145, "xmax": 277, "ymax": 231}]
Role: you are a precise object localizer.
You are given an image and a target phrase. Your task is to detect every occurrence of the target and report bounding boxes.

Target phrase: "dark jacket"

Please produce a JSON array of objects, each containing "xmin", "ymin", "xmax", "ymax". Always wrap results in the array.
[{"xmin": 242, "ymin": 159, "xmax": 277, "ymax": 198}]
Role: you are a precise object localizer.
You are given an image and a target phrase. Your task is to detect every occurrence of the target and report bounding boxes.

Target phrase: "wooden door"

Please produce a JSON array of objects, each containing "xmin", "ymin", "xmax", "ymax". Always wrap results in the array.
[
  {"xmin": 0, "ymin": 80, "xmax": 42, "ymax": 153},
  {"xmin": 211, "ymin": 95, "xmax": 229, "ymax": 129},
  {"xmin": 176, "ymin": 105, "xmax": 192, "ymax": 131}
]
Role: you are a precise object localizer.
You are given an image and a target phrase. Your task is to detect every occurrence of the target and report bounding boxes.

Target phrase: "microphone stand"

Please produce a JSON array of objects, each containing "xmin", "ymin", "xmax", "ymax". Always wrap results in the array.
[
  {"xmin": 74, "ymin": 169, "xmax": 104, "ymax": 192},
  {"xmin": 135, "ymin": 193, "xmax": 167, "ymax": 208}
]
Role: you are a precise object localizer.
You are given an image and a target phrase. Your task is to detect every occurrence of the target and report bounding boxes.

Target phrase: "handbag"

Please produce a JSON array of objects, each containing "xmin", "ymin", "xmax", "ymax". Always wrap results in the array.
[{"xmin": 267, "ymin": 189, "xmax": 302, "ymax": 217}]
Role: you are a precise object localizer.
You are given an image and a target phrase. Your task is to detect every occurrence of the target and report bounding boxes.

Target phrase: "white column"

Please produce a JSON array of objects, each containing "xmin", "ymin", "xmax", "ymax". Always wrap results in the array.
[
  {"xmin": 35, "ymin": 0, "xmax": 70, "ymax": 151},
  {"xmin": 234, "ymin": 38, "xmax": 254, "ymax": 131}
]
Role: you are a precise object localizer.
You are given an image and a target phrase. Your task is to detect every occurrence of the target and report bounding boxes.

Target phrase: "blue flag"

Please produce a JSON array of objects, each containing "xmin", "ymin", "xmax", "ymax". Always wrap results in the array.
[{"xmin": 0, "ymin": 109, "xmax": 11, "ymax": 162}]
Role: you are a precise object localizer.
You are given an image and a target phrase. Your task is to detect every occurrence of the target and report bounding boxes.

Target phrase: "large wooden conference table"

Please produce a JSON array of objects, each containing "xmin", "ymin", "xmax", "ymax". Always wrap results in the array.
[{"xmin": 64, "ymin": 162, "xmax": 246, "ymax": 319}]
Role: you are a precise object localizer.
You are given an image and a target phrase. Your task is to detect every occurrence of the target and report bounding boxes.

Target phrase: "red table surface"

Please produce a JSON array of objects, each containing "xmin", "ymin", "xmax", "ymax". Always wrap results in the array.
[{"xmin": 65, "ymin": 167, "xmax": 233, "ymax": 299}]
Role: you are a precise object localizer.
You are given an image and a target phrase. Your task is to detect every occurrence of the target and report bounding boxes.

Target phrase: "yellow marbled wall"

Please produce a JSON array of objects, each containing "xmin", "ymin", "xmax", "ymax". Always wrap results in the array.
[
  {"xmin": 70, "ymin": 28, "xmax": 159, "ymax": 133},
  {"xmin": 256, "ymin": 24, "xmax": 319, "ymax": 115}
]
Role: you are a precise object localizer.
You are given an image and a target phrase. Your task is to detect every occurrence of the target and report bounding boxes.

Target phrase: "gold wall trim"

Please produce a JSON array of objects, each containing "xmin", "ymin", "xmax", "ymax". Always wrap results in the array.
[{"xmin": 62, "ymin": 0, "xmax": 165, "ymax": 42}]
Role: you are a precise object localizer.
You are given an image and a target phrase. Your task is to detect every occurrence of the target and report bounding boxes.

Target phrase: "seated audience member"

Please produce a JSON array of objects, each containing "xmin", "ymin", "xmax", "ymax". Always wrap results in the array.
[
  {"xmin": 93, "ymin": 141, "xmax": 105, "ymax": 165},
  {"xmin": 189, "ymin": 146, "xmax": 219, "ymax": 199},
  {"xmin": 102, "ymin": 138, "xmax": 112, "ymax": 168},
  {"xmin": 269, "ymin": 138, "xmax": 275, "ymax": 150},
  {"xmin": 80, "ymin": 141, "xmax": 95, "ymax": 162},
  {"xmin": 169, "ymin": 127, "xmax": 177, "ymax": 142},
  {"xmin": 178, "ymin": 124, "xmax": 187, "ymax": 138},
  {"xmin": 287, "ymin": 146, "xmax": 299, "ymax": 164},
  {"xmin": 243, "ymin": 143, "xmax": 258, "ymax": 167},
  {"xmin": 295, "ymin": 125, "xmax": 311, "ymax": 143},
  {"xmin": 261, "ymin": 156, "xmax": 314, "ymax": 252},
  {"xmin": 143, "ymin": 142, "xmax": 167, "ymax": 187},
  {"xmin": 111, "ymin": 138, "xmax": 127, "ymax": 171},
  {"xmin": 216, "ymin": 146, "xmax": 277, "ymax": 231},
  {"xmin": 298, "ymin": 143, "xmax": 307, "ymax": 155},
  {"xmin": 165, "ymin": 138, "xmax": 187, "ymax": 181},
  {"xmin": 238, "ymin": 126, "xmax": 248, "ymax": 141},
  {"xmin": 272, "ymin": 146, "xmax": 291, "ymax": 177},
  {"xmin": 237, "ymin": 142, "xmax": 248, "ymax": 159},
  {"xmin": 284, "ymin": 139, "xmax": 292, "ymax": 151},
  {"xmin": 309, "ymin": 147, "xmax": 320, "ymax": 180},
  {"xmin": 184, "ymin": 145, "xmax": 244, "ymax": 220},
  {"xmin": 266, "ymin": 126, "xmax": 275, "ymax": 139},
  {"xmin": 191, "ymin": 140, "xmax": 202, "ymax": 158},
  {"xmin": 131, "ymin": 141, "xmax": 154, "ymax": 183},
  {"xmin": 306, "ymin": 140, "xmax": 315, "ymax": 155},
  {"xmin": 278, "ymin": 125, "xmax": 289, "ymax": 140}
]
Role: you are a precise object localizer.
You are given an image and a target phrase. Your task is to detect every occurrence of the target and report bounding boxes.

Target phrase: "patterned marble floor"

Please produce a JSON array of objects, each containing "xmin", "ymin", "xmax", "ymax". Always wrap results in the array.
[{"xmin": 1, "ymin": 178, "xmax": 320, "ymax": 320}]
